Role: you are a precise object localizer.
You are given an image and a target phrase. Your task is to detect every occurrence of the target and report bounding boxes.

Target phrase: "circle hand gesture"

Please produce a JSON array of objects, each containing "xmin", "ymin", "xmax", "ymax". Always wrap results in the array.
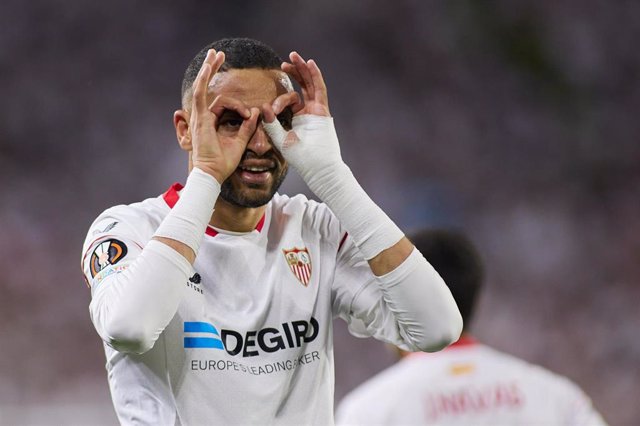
[{"xmin": 190, "ymin": 49, "xmax": 259, "ymax": 183}]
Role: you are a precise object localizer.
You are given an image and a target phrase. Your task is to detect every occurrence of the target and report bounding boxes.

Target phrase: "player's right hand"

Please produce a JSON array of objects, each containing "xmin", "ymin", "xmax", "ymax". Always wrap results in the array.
[{"xmin": 190, "ymin": 49, "xmax": 259, "ymax": 184}]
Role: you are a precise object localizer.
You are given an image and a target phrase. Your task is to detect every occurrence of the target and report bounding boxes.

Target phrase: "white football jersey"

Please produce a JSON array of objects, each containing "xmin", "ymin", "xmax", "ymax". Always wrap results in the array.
[
  {"xmin": 335, "ymin": 337, "xmax": 607, "ymax": 426},
  {"xmin": 82, "ymin": 183, "xmax": 419, "ymax": 426}
]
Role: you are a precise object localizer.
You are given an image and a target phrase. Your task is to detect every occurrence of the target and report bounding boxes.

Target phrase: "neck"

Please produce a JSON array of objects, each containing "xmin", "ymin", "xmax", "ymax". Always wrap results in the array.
[{"xmin": 210, "ymin": 197, "xmax": 267, "ymax": 233}]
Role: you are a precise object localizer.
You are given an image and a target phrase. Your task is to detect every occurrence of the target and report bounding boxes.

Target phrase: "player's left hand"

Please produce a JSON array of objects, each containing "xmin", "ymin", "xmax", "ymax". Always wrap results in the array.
[
  {"xmin": 278, "ymin": 52, "xmax": 331, "ymax": 117},
  {"xmin": 262, "ymin": 53, "xmax": 343, "ymax": 184}
]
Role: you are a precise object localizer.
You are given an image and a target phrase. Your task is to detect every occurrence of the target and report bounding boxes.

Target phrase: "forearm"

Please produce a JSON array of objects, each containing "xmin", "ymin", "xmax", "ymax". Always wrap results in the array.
[
  {"xmin": 265, "ymin": 115, "xmax": 407, "ymax": 269},
  {"xmin": 375, "ymin": 248, "xmax": 463, "ymax": 351},
  {"xmin": 153, "ymin": 167, "xmax": 221, "ymax": 263},
  {"xmin": 307, "ymin": 155, "xmax": 461, "ymax": 349},
  {"xmin": 368, "ymin": 237, "xmax": 414, "ymax": 276},
  {"xmin": 303, "ymin": 160, "xmax": 405, "ymax": 265},
  {"xmin": 89, "ymin": 168, "xmax": 220, "ymax": 353},
  {"xmin": 262, "ymin": 56, "xmax": 462, "ymax": 350},
  {"xmin": 154, "ymin": 236, "xmax": 196, "ymax": 264},
  {"xmin": 90, "ymin": 240, "xmax": 191, "ymax": 353}
]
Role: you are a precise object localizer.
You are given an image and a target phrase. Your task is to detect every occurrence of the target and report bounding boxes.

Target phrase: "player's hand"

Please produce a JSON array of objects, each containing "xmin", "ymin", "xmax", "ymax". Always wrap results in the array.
[
  {"xmin": 190, "ymin": 49, "xmax": 259, "ymax": 183},
  {"xmin": 262, "ymin": 53, "xmax": 343, "ymax": 185},
  {"xmin": 281, "ymin": 51, "xmax": 330, "ymax": 117}
]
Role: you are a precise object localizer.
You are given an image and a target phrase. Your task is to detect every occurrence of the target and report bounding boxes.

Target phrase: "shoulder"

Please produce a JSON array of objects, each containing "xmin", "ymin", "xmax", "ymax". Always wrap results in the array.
[
  {"xmin": 271, "ymin": 193, "xmax": 333, "ymax": 218},
  {"xmin": 82, "ymin": 193, "xmax": 169, "ymax": 253},
  {"xmin": 336, "ymin": 361, "xmax": 412, "ymax": 421},
  {"xmin": 342, "ymin": 358, "xmax": 416, "ymax": 403},
  {"xmin": 98, "ymin": 196, "xmax": 167, "ymax": 226},
  {"xmin": 479, "ymin": 345, "xmax": 591, "ymax": 398},
  {"xmin": 271, "ymin": 193, "xmax": 342, "ymax": 241}
]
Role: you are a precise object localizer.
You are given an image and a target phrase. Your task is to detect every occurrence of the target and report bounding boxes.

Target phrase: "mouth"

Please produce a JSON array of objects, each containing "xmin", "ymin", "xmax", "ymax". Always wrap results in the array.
[{"xmin": 235, "ymin": 161, "xmax": 276, "ymax": 185}]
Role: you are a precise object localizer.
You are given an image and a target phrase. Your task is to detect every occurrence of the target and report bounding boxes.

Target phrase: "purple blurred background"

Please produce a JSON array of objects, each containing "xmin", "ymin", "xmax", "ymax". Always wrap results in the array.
[{"xmin": 1, "ymin": 0, "xmax": 639, "ymax": 424}]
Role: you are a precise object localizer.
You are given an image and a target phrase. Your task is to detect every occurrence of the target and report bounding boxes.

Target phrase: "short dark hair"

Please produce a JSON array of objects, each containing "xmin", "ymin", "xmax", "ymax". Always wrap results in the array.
[
  {"xmin": 410, "ymin": 229, "xmax": 484, "ymax": 331},
  {"xmin": 181, "ymin": 37, "xmax": 283, "ymax": 105}
]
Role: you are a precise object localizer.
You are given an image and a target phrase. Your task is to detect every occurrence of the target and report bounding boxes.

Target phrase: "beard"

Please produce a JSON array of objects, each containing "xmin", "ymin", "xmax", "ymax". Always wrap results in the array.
[{"xmin": 219, "ymin": 163, "xmax": 288, "ymax": 208}]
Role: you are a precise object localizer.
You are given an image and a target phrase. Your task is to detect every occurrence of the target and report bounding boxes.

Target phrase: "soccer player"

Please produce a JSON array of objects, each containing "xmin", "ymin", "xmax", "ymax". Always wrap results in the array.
[
  {"xmin": 80, "ymin": 38, "xmax": 462, "ymax": 425},
  {"xmin": 335, "ymin": 229, "xmax": 607, "ymax": 425}
]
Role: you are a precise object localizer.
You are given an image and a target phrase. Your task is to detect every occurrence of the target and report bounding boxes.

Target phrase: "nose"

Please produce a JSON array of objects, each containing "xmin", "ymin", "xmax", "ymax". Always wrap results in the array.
[{"xmin": 246, "ymin": 121, "xmax": 273, "ymax": 156}]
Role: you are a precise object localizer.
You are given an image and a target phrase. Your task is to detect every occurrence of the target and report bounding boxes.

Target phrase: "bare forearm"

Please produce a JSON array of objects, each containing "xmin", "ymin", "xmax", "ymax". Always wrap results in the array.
[
  {"xmin": 368, "ymin": 237, "xmax": 414, "ymax": 276},
  {"xmin": 154, "ymin": 236, "xmax": 197, "ymax": 264}
]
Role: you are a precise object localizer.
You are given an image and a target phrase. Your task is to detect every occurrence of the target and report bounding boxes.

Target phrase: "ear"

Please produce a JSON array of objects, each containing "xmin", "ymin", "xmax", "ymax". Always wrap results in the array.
[{"xmin": 173, "ymin": 109, "xmax": 191, "ymax": 151}]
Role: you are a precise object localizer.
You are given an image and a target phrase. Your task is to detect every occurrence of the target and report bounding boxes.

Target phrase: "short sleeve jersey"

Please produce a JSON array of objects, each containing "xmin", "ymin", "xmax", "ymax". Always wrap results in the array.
[
  {"xmin": 335, "ymin": 337, "xmax": 607, "ymax": 426},
  {"xmin": 81, "ymin": 184, "xmax": 414, "ymax": 426}
]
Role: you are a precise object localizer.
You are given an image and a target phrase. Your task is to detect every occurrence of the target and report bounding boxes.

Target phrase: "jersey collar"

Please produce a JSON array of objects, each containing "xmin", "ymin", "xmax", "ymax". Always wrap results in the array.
[{"xmin": 162, "ymin": 183, "xmax": 266, "ymax": 237}]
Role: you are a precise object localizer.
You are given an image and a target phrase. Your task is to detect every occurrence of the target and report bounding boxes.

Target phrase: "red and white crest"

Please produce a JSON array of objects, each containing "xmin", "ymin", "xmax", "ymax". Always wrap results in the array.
[{"xmin": 282, "ymin": 247, "xmax": 312, "ymax": 286}]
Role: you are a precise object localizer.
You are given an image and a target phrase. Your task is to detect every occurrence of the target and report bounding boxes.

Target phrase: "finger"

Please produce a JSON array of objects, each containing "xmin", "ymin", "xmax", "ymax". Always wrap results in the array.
[
  {"xmin": 209, "ymin": 95, "xmax": 251, "ymax": 119},
  {"xmin": 290, "ymin": 52, "xmax": 315, "ymax": 102},
  {"xmin": 210, "ymin": 51, "xmax": 225, "ymax": 74},
  {"xmin": 237, "ymin": 108, "xmax": 260, "ymax": 142},
  {"xmin": 281, "ymin": 62, "xmax": 295, "ymax": 75},
  {"xmin": 290, "ymin": 101, "xmax": 304, "ymax": 115},
  {"xmin": 192, "ymin": 49, "xmax": 216, "ymax": 113},
  {"xmin": 272, "ymin": 92, "xmax": 301, "ymax": 116},
  {"xmin": 281, "ymin": 62, "xmax": 301, "ymax": 81},
  {"xmin": 192, "ymin": 50, "xmax": 226, "ymax": 114},
  {"xmin": 262, "ymin": 102, "xmax": 276, "ymax": 124},
  {"xmin": 281, "ymin": 62, "xmax": 310, "ymax": 102},
  {"xmin": 261, "ymin": 114, "xmax": 288, "ymax": 151},
  {"xmin": 307, "ymin": 59, "xmax": 328, "ymax": 106}
]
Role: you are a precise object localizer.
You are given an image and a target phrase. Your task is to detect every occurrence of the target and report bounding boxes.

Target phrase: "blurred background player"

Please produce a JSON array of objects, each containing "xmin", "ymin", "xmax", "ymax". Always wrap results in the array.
[{"xmin": 335, "ymin": 229, "xmax": 607, "ymax": 425}]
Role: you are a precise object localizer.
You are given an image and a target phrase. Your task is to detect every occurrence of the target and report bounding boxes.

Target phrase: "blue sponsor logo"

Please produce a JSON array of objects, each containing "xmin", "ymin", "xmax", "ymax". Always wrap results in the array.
[
  {"xmin": 183, "ymin": 322, "xmax": 224, "ymax": 349},
  {"xmin": 183, "ymin": 317, "xmax": 319, "ymax": 357}
]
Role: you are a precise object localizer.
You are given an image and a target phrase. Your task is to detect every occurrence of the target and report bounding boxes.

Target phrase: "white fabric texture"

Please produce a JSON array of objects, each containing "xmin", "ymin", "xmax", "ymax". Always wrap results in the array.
[
  {"xmin": 87, "ymin": 167, "xmax": 219, "ymax": 355},
  {"xmin": 332, "ymin": 232, "xmax": 460, "ymax": 354},
  {"xmin": 81, "ymin": 188, "xmax": 461, "ymax": 425},
  {"xmin": 154, "ymin": 166, "xmax": 220, "ymax": 253},
  {"xmin": 90, "ymin": 240, "xmax": 192, "ymax": 354},
  {"xmin": 362, "ymin": 248, "xmax": 461, "ymax": 352},
  {"xmin": 335, "ymin": 341, "xmax": 608, "ymax": 426},
  {"xmin": 263, "ymin": 115, "xmax": 404, "ymax": 260}
]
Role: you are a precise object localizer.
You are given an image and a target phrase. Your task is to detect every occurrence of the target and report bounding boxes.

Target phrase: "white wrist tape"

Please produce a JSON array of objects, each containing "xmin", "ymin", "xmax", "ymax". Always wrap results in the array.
[
  {"xmin": 264, "ymin": 115, "xmax": 403, "ymax": 259},
  {"xmin": 154, "ymin": 167, "xmax": 220, "ymax": 254},
  {"xmin": 316, "ymin": 163, "xmax": 404, "ymax": 259},
  {"xmin": 263, "ymin": 115, "xmax": 343, "ymax": 183}
]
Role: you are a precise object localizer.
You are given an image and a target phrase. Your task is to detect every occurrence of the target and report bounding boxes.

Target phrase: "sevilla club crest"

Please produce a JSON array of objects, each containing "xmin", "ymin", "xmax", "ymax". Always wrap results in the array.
[{"xmin": 283, "ymin": 247, "xmax": 312, "ymax": 286}]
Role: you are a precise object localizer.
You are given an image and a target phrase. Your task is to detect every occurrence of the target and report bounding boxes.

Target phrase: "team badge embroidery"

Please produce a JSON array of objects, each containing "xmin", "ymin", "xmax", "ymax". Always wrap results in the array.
[
  {"xmin": 90, "ymin": 239, "xmax": 128, "ymax": 278},
  {"xmin": 283, "ymin": 247, "xmax": 312, "ymax": 286}
]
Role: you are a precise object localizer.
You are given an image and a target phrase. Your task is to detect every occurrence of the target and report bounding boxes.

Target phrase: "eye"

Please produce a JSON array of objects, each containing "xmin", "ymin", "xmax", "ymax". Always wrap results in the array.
[
  {"xmin": 219, "ymin": 117, "xmax": 243, "ymax": 128},
  {"xmin": 220, "ymin": 118, "xmax": 242, "ymax": 127},
  {"xmin": 218, "ymin": 110, "xmax": 243, "ymax": 129}
]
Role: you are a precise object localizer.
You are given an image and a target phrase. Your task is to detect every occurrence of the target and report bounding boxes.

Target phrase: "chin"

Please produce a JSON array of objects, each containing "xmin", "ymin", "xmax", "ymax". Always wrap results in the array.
[
  {"xmin": 220, "ymin": 167, "xmax": 288, "ymax": 208},
  {"xmin": 219, "ymin": 183, "xmax": 277, "ymax": 208}
]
